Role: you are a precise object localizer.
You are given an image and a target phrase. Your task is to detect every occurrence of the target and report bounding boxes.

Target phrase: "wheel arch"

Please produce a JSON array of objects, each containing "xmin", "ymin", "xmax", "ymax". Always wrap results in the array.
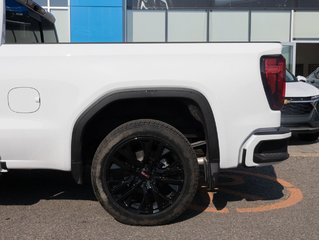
[{"xmin": 71, "ymin": 88, "xmax": 220, "ymax": 184}]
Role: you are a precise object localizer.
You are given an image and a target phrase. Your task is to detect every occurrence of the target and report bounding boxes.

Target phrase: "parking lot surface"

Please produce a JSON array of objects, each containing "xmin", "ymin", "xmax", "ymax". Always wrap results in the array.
[{"xmin": 0, "ymin": 139, "xmax": 319, "ymax": 240}]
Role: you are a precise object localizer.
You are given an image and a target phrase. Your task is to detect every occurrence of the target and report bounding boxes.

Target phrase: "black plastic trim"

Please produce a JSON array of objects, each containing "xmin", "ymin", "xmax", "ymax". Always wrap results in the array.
[
  {"xmin": 0, "ymin": 162, "xmax": 8, "ymax": 170},
  {"xmin": 287, "ymin": 127, "xmax": 319, "ymax": 134},
  {"xmin": 242, "ymin": 149, "xmax": 247, "ymax": 166},
  {"xmin": 254, "ymin": 152, "xmax": 289, "ymax": 163},
  {"xmin": 71, "ymin": 88, "xmax": 220, "ymax": 184},
  {"xmin": 253, "ymin": 138, "xmax": 289, "ymax": 164},
  {"xmin": 253, "ymin": 127, "xmax": 291, "ymax": 135}
]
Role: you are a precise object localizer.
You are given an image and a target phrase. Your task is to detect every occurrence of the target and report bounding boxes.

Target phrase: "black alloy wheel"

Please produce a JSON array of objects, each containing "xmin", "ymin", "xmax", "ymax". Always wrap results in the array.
[{"xmin": 91, "ymin": 119, "xmax": 199, "ymax": 225}]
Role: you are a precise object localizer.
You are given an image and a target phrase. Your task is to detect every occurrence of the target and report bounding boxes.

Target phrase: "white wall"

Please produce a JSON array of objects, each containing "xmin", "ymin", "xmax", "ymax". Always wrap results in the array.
[
  {"xmin": 210, "ymin": 11, "xmax": 249, "ymax": 42},
  {"xmin": 294, "ymin": 12, "xmax": 319, "ymax": 39}
]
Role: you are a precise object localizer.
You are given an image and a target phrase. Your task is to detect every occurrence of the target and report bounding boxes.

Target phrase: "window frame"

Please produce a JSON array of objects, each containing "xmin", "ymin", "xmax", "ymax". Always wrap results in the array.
[{"xmin": 126, "ymin": 0, "xmax": 319, "ymax": 11}]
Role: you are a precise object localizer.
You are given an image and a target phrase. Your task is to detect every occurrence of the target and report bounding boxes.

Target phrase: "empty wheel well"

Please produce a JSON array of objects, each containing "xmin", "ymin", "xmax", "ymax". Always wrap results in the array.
[{"xmin": 71, "ymin": 89, "xmax": 220, "ymax": 184}]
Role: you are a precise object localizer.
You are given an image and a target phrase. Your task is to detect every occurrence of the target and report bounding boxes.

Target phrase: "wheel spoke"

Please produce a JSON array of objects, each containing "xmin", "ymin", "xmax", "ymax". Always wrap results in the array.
[
  {"xmin": 153, "ymin": 142, "xmax": 165, "ymax": 162},
  {"xmin": 104, "ymin": 135, "xmax": 186, "ymax": 216},
  {"xmin": 142, "ymin": 140, "xmax": 153, "ymax": 162},
  {"xmin": 123, "ymin": 195, "xmax": 134, "ymax": 208},
  {"xmin": 141, "ymin": 140, "xmax": 164, "ymax": 164},
  {"xmin": 155, "ymin": 164, "xmax": 183, "ymax": 176},
  {"xmin": 151, "ymin": 185, "xmax": 172, "ymax": 206},
  {"xmin": 160, "ymin": 150, "xmax": 172, "ymax": 161},
  {"xmin": 110, "ymin": 181, "xmax": 129, "ymax": 194},
  {"xmin": 109, "ymin": 177, "xmax": 138, "ymax": 194},
  {"xmin": 105, "ymin": 179, "xmax": 122, "ymax": 185},
  {"xmin": 112, "ymin": 157, "xmax": 132, "ymax": 172},
  {"xmin": 154, "ymin": 176, "xmax": 184, "ymax": 185},
  {"xmin": 138, "ymin": 186, "xmax": 152, "ymax": 213},
  {"xmin": 108, "ymin": 168, "xmax": 131, "ymax": 180},
  {"xmin": 118, "ymin": 144, "xmax": 141, "ymax": 168},
  {"xmin": 115, "ymin": 181, "xmax": 142, "ymax": 203}
]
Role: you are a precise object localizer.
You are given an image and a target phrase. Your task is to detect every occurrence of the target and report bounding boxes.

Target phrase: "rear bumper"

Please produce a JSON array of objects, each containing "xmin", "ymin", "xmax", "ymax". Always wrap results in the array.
[{"xmin": 240, "ymin": 127, "xmax": 291, "ymax": 167}]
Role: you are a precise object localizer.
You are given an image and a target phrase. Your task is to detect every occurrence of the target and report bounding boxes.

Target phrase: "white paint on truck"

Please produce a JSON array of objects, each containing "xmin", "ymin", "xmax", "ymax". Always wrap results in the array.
[{"xmin": 0, "ymin": 43, "xmax": 286, "ymax": 170}]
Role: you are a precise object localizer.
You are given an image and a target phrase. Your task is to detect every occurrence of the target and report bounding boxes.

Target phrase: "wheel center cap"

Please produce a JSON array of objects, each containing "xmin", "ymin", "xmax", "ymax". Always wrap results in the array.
[{"xmin": 140, "ymin": 170, "xmax": 150, "ymax": 179}]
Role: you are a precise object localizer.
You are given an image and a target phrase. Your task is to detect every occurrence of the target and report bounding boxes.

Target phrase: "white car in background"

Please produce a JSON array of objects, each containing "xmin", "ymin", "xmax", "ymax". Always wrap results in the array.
[
  {"xmin": 282, "ymin": 70, "xmax": 319, "ymax": 141},
  {"xmin": 306, "ymin": 67, "xmax": 319, "ymax": 88}
]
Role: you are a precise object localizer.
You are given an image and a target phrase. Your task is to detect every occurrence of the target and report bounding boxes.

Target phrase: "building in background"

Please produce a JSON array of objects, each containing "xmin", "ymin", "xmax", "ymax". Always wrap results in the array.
[
  {"xmin": 37, "ymin": 0, "xmax": 70, "ymax": 42},
  {"xmin": 40, "ymin": 0, "xmax": 319, "ymax": 77}
]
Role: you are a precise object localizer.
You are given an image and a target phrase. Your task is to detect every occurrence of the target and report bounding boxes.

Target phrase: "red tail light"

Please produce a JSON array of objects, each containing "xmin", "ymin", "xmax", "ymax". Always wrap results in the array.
[{"xmin": 260, "ymin": 55, "xmax": 286, "ymax": 110}]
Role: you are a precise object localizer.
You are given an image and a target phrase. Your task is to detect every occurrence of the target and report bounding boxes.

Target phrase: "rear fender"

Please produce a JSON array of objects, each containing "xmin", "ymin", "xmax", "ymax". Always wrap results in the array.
[{"xmin": 71, "ymin": 88, "xmax": 220, "ymax": 184}]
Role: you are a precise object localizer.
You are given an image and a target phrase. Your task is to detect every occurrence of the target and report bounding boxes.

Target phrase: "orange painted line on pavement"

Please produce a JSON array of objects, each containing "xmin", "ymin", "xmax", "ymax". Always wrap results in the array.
[
  {"xmin": 205, "ymin": 192, "xmax": 229, "ymax": 213},
  {"xmin": 190, "ymin": 170, "xmax": 303, "ymax": 214},
  {"xmin": 236, "ymin": 187, "xmax": 303, "ymax": 213},
  {"xmin": 230, "ymin": 170, "xmax": 304, "ymax": 213}
]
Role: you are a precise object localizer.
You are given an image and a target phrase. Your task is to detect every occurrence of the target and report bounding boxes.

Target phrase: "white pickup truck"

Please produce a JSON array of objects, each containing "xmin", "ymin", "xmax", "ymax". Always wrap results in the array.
[{"xmin": 0, "ymin": 0, "xmax": 291, "ymax": 225}]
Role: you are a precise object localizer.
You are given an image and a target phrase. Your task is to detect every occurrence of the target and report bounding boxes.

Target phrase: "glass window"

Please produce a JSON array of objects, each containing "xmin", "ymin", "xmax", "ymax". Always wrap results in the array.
[
  {"xmin": 127, "ymin": 0, "xmax": 213, "ymax": 10},
  {"xmin": 50, "ymin": 0, "xmax": 68, "ymax": 7},
  {"xmin": 36, "ymin": 0, "xmax": 48, "ymax": 7},
  {"xmin": 5, "ymin": 0, "xmax": 58, "ymax": 43},
  {"xmin": 250, "ymin": 11, "xmax": 290, "ymax": 42},
  {"xmin": 127, "ymin": 11, "xmax": 166, "ymax": 42},
  {"xmin": 42, "ymin": 18, "xmax": 58, "ymax": 43},
  {"xmin": 50, "ymin": 9, "xmax": 69, "ymax": 42},
  {"xmin": 5, "ymin": 1, "xmax": 42, "ymax": 43},
  {"xmin": 286, "ymin": 70, "xmax": 297, "ymax": 82},
  {"xmin": 296, "ymin": 0, "xmax": 319, "ymax": 8},
  {"xmin": 210, "ymin": 11, "xmax": 249, "ymax": 42},
  {"xmin": 282, "ymin": 44, "xmax": 294, "ymax": 72},
  {"xmin": 127, "ymin": 0, "xmax": 296, "ymax": 10},
  {"xmin": 294, "ymin": 12, "xmax": 319, "ymax": 39},
  {"xmin": 127, "ymin": 0, "xmax": 319, "ymax": 10},
  {"xmin": 168, "ymin": 11, "xmax": 207, "ymax": 42},
  {"xmin": 6, "ymin": 17, "xmax": 41, "ymax": 43},
  {"xmin": 214, "ymin": 0, "xmax": 293, "ymax": 8}
]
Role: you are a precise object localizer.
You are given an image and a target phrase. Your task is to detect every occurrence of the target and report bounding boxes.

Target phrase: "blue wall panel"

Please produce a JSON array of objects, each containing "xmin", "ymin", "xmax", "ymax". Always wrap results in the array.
[
  {"xmin": 71, "ymin": 0, "xmax": 122, "ymax": 7},
  {"xmin": 70, "ymin": 0, "xmax": 123, "ymax": 42}
]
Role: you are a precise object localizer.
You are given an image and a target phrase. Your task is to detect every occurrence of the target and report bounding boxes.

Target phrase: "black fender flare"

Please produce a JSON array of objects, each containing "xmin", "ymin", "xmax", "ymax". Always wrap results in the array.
[{"xmin": 71, "ymin": 88, "xmax": 220, "ymax": 183}]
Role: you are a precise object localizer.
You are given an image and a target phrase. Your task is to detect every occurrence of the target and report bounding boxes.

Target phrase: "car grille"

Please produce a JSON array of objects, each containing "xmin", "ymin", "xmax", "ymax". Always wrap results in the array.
[{"xmin": 282, "ymin": 102, "xmax": 314, "ymax": 115}]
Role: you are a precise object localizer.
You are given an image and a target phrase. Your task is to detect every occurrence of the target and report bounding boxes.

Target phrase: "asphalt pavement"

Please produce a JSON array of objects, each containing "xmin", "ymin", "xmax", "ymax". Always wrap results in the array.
[{"xmin": 0, "ymin": 138, "xmax": 318, "ymax": 240}]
